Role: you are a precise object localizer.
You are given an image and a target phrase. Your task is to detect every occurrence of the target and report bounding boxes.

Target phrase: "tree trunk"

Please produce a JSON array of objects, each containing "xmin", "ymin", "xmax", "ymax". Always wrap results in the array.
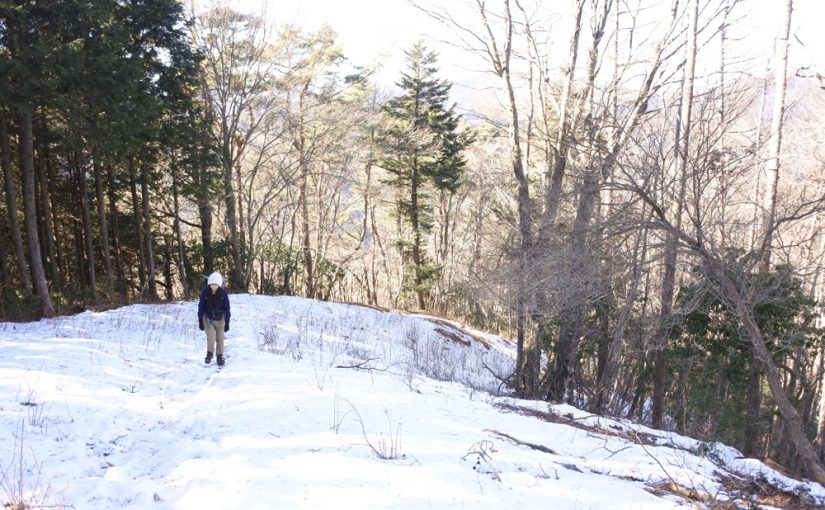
[
  {"xmin": 477, "ymin": 0, "xmax": 535, "ymax": 396},
  {"xmin": 747, "ymin": 0, "xmax": 793, "ymax": 453},
  {"xmin": 410, "ymin": 156, "xmax": 425, "ymax": 310},
  {"xmin": 162, "ymin": 234, "xmax": 174, "ymax": 300},
  {"xmin": 299, "ymin": 137, "xmax": 313, "ymax": 299},
  {"xmin": 744, "ymin": 357, "xmax": 764, "ymax": 456},
  {"xmin": 539, "ymin": 0, "xmax": 584, "ymax": 238},
  {"xmin": 711, "ymin": 259, "xmax": 825, "ymax": 484},
  {"xmin": 107, "ymin": 165, "xmax": 127, "ymax": 300},
  {"xmin": 0, "ymin": 217, "xmax": 7, "ymax": 288},
  {"xmin": 545, "ymin": 0, "xmax": 615, "ymax": 402},
  {"xmin": 545, "ymin": 167, "xmax": 600, "ymax": 402},
  {"xmin": 78, "ymin": 155, "xmax": 98, "ymax": 303},
  {"xmin": 140, "ymin": 161, "xmax": 158, "ymax": 301},
  {"xmin": 129, "ymin": 164, "xmax": 146, "ymax": 294},
  {"xmin": 224, "ymin": 151, "xmax": 243, "ymax": 291},
  {"xmin": 758, "ymin": 0, "xmax": 792, "ymax": 272},
  {"xmin": 18, "ymin": 106, "xmax": 53, "ymax": 317},
  {"xmin": 1, "ymin": 112, "xmax": 32, "ymax": 292},
  {"xmin": 171, "ymin": 169, "xmax": 189, "ymax": 296},
  {"xmin": 35, "ymin": 116, "xmax": 57, "ymax": 284},
  {"xmin": 198, "ymin": 197, "xmax": 213, "ymax": 277},
  {"xmin": 94, "ymin": 154, "xmax": 114, "ymax": 299},
  {"xmin": 45, "ymin": 153, "xmax": 64, "ymax": 282},
  {"xmin": 592, "ymin": 225, "xmax": 647, "ymax": 413},
  {"xmin": 653, "ymin": 0, "xmax": 697, "ymax": 428},
  {"xmin": 235, "ymin": 139, "xmax": 246, "ymax": 289}
]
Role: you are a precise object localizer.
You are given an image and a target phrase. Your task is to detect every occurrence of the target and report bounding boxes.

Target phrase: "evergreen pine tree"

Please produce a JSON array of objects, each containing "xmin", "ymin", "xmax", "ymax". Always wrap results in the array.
[{"xmin": 380, "ymin": 42, "xmax": 472, "ymax": 309}]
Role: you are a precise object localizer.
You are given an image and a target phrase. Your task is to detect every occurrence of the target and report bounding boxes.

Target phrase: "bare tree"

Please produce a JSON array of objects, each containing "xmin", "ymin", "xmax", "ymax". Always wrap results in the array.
[
  {"xmin": 410, "ymin": 0, "xmax": 537, "ymax": 393},
  {"xmin": 651, "ymin": 0, "xmax": 698, "ymax": 429},
  {"xmin": 472, "ymin": 0, "xmax": 535, "ymax": 395},
  {"xmin": 758, "ymin": 0, "xmax": 793, "ymax": 272},
  {"xmin": 545, "ymin": 0, "xmax": 684, "ymax": 402},
  {"xmin": 617, "ymin": 112, "xmax": 825, "ymax": 485},
  {"xmin": 741, "ymin": 0, "xmax": 794, "ymax": 455},
  {"xmin": 191, "ymin": 5, "xmax": 280, "ymax": 290}
]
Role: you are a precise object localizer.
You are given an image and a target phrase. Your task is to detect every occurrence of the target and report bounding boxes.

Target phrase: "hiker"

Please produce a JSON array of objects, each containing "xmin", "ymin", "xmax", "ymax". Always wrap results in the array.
[{"xmin": 198, "ymin": 272, "xmax": 231, "ymax": 366}]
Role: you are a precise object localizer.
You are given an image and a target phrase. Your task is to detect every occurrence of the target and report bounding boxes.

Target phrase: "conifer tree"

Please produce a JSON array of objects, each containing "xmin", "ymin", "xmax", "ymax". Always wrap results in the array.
[{"xmin": 380, "ymin": 42, "xmax": 471, "ymax": 309}]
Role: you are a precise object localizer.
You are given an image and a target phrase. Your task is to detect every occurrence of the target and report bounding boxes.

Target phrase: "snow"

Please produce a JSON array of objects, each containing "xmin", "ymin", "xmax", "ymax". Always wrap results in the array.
[{"xmin": 1, "ymin": 294, "xmax": 823, "ymax": 509}]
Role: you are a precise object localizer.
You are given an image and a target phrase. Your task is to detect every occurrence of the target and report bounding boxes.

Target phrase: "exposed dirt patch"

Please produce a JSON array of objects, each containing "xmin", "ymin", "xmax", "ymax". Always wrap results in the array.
[
  {"xmin": 433, "ymin": 327, "xmax": 471, "ymax": 347},
  {"xmin": 426, "ymin": 317, "xmax": 492, "ymax": 349},
  {"xmin": 494, "ymin": 402, "xmax": 659, "ymax": 445},
  {"xmin": 342, "ymin": 301, "xmax": 391, "ymax": 313}
]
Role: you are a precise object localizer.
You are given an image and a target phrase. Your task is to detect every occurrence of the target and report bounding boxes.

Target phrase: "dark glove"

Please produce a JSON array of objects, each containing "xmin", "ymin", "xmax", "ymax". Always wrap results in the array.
[
  {"xmin": 198, "ymin": 318, "xmax": 204, "ymax": 331},
  {"xmin": 224, "ymin": 320, "xmax": 229, "ymax": 332}
]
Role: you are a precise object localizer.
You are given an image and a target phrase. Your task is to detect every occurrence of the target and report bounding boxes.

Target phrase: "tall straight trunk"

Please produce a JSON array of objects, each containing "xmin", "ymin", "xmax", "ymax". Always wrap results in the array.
[
  {"xmin": 816, "ymin": 342, "xmax": 825, "ymax": 455},
  {"xmin": 224, "ymin": 151, "xmax": 243, "ymax": 291},
  {"xmin": 107, "ymin": 165, "xmax": 126, "ymax": 300},
  {"xmin": 1, "ymin": 112, "xmax": 31, "ymax": 292},
  {"xmin": 0, "ymin": 124, "xmax": 7, "ymax": 287},
  {"xmin": 198, "ymin": 197, "xmax": 214, "ymax": 277},
  {"xmin": 759, "ymin": 0, "xmax": 792, "ymax": 272},
  {"xmin": 34, "ymin": 116, "xmax": 56, "ymax": 283},
  {"xmin": 162, "ymin": 234, "xmax": 174, "ymax": 300},
  {"xmin": 718, "ymin": 0, "xmax": 730, "ymax": 249},
  {"xmin": 477, "ymin": 0, "xmax": 535, "ymax": 396},
  {"xmin": 129, "ymin": 163, "xmax": 146, "ymax": 293},
  {"xmin": 140, "ymin": 161, "xmax": 158, "ymax": 301},
  {"xmin": 78, "ymin": 155, "xmax": 98, "ymax": 303},
  {"xmin": 94, "ymin": 155, "xmax": 113, "ymax": 299},
  {"xmin": 652, "ymin": 0, "xmax": 697, "ymax": 428},
  {"xmin": 746, "ymin": 0, "xmax": 793, "ymax": 454},
  {"xmin": 675, "ymin": 357, "xmax": 692, "ymax": 433},
  {"xmin": 46, "ymin": 151, "xmax": 64, "ymax": 280},
  {"xmin": 171, "ymin": 170, "xmax": 189, "ymax": 296},
  {"xmin": 299, "ymin": 144, "xmax": 313, "ymax": 299},
  {"xmin": 18, "ymin": 106, "xmax": 53, "ymax": 317},
  {"xmin": 235, "ymin": 139, "xmax": 246, "ymax": 289},
  {"xmin": 225, "ymin": 174, "xmax": 243, "ymax": 290},
  {"xmin": 370, "ymin": 206, "xmax": 385, "ymax": 306},
  {"xmin": 72, "ymin": 178, "xmax": 87, "ymax": 292},
  {"xmin": 410, "ymin": 156, "xmax": 425, "ymax": 310}
]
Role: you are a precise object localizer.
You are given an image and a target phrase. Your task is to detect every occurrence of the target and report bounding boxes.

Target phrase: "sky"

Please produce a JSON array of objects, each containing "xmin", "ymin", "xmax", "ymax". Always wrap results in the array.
[
  {"xmin": 1, "ymin": 294, "xmax": 824, "ymax": 508},
  {"xmin": 249, "ymin": 0, "xmax": 825, "ymax": 107}
]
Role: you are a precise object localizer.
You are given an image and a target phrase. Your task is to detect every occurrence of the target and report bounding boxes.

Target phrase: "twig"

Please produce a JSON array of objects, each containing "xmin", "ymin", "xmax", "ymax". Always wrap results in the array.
[
  {"xmin": 632, "ymin": 432, "xmax": 677, "ymax": 486},
  {"xmin": 334, "ymin": 357, "xmax": 381, "ymax": 370},
  {"xmin": 484, "ymin": 428, "xmax": 557, "ymax": 454}
]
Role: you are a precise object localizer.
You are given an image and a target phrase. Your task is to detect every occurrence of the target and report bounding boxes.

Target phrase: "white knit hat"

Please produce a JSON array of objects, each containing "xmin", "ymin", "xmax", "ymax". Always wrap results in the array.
[{"xmin": 207, "ymin": 272, "xmax": 223, "ymax": 287}]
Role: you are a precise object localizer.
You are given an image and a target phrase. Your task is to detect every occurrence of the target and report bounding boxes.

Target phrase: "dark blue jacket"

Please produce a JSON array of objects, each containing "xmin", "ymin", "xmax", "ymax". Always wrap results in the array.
[{"xmin": 198, "ymin": 286, "xmax": 231, "ymax": 324}]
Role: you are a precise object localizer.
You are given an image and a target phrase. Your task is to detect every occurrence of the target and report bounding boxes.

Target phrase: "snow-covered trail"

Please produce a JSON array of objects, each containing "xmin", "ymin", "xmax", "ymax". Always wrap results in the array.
[{"xmin": 1, "ymin": 295, "xmax": 822, "ymax": 509}]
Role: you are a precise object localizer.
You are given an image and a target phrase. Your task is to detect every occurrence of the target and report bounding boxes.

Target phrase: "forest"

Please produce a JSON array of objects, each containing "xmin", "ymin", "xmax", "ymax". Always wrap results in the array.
[{"xmin": 1, "ymin": 0, "xmax": 824, "ymax": 484}]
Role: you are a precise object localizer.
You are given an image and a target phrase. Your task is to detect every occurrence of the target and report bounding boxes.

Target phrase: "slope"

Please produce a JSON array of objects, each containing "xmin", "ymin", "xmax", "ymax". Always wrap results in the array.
[{"xmin": 0, "ymin": 295, "xmax": 822, "ymax": 509}]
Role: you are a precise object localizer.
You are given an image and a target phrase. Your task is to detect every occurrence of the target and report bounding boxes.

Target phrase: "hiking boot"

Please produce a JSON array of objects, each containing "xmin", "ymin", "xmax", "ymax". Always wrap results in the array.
[
  {"xmin": 217, "ymin": 354, "xmax": 225, "ymax": 367},
  {"xmin": 205, "ymin": 351, "xmax": 213, "ymax": 364}
]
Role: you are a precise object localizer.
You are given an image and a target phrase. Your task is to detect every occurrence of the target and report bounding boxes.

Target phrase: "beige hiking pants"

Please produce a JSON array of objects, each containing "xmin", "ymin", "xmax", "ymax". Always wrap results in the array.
[{"xmin": 203, "ymin": 315, "xmax": 225, "ymax": 356}]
